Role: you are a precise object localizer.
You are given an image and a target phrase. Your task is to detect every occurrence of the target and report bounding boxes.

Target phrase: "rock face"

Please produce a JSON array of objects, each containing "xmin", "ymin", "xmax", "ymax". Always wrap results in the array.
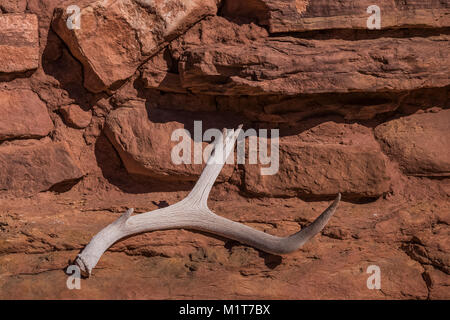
[
  {"xmin": 0, "ymin": 0, "xmax": 27, "ymax": 13},
  {"xmin": 104, "ymin": 106, "xmax": 236, "ymax": 181},
  {"xmin": 244, "ymin": 123, "xmax": 391, "ymax": 199},
  {"xmin": 0, "ymin": 89, "xmax": 53, "ymax": 140},
  {"xmin": 0, "ymin": 140, "xmax": 84, "ymax": 196},
  {"xmin": 2, "ymin": 196, "xmax": 447, "ymax": 299},
  {"xmin": 60, "ymin": 104, "xmax": 92, "ymax": 129},
  {"xmin": 375, "ymin": 109, "xmax": 450, "ymax": 177},
  {"xmin": 0, "ymin": 14, "xmax": 39, "ymax": 73},
  {"xmin": 223, "ymin": 0, "xmax": 450, "ymax": 32},
  {"xmin": 141, "ymin": 51, "xmax": 187, "ymax": 94},
  {"xmin": 52, "ymin": 0, "xmax": 218, "ymax": 92},
  {"xmin": 179, "ymin": 35, "xmax": 450, "ymax": 96},
  {"xmin": 0, "ymin": 0, "xmax": 448, "ymax": 300}
]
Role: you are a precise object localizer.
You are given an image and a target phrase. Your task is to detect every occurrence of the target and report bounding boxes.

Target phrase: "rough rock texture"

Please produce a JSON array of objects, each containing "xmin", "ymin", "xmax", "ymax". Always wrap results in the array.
[
  {"xmin": 0, "ymin": 0, "xmax": 27, "ymax": 13},
  {"xmin": 375, "ymin": 109, "xmax": 450, "ymax": 177},
  {"xmin": 60, "ymin": 104, "xmax": 92, "ymax": 129},
  {"xmin": 104, "ymin": 106, "xmax": 237, "ymax": 181},
  {"xmin": 0, "ymin": 190, "xmax": 448, "ymax": 299},
  {"xmin": 0, "ymin": 0, "xmax": 448, "ymax": 300},
  {"xmin": 0, "ymin": 88, "xmax": 53, "ymax": 140},
  {"xmin": 179, "ymin": 35, "xmax": 450, "ymax": 95},
  {"xmin": 52, "ymin": 0, "xmax": 218, "ymax": 92},
  {"xmin": 244, "ymin": 123, "xmax": 391, "ymax": 199},
  {"xmin": 0, "ymin": 140, "xmax": 84, "ymax": 196},
  {"xmin": 223, "ymin": 0, "xmax": 450, "ymax": 32},
  {"xmin": 0, "ymin": 14, "xmax": 39, "ymax": 73},
  {"xmin": 141, "ymin": 51, "xmax": 187, "ymax": 93}
]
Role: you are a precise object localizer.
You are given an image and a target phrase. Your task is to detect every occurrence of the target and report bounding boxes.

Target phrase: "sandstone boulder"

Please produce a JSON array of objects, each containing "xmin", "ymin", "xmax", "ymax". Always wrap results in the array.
[
  {"xmin": 104, "ymin": 106, "xmax": 237, "ymax": 181},
  {"xmin": 375, "ymin": 109, "xmax": 450, "ymax": 177},
  {"xmin": 0, "ymin": 140, "xmax": 84, "ymax": 196},
  {"xmin": 244, "ymin": 122, "xmax": 391, "ymax": 199},
  {"xmin": 0, "ymin": 14, "xmax": 39, "ymax": 73},
  {"xmin": 0, "ymin": 89, "xmax": 53, "ymax": 141},
  {"xmin": 223, "ymin": 0, "xmax": 450, "ymax": 33},
  {"xmin": 52, "ymin": 0, "xmax": 218, "ymax": 92},
  {"xmin": 141, "ymin": 15, "xmax": 268, "ymax": 94}
]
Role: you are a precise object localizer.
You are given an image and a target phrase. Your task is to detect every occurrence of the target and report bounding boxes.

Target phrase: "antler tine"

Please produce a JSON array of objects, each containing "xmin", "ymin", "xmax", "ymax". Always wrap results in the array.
[
  {"xmin": 182, "ymin": 124, "xmax": 243, "ymax": 209},
  {"xmin": 74, "ymin": 124, "xmax": 340, "ymax": 277},
  {"xmin": 198, "ymin": 193, "xmax": 341, "ymax": 254}
]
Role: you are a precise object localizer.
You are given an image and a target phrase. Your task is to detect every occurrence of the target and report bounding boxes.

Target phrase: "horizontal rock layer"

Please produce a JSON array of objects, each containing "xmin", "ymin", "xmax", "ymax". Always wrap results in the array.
[
  {"xmin": 223, "ymin": 0, "xmax": 450, "ymax": 33},
  {"xmin": 179, "ymin": 35, "xmax": 450, "ymax": 95},
  {"xmin": 1, "ymin": 194, "xmax": 448, "ymax": 299}
]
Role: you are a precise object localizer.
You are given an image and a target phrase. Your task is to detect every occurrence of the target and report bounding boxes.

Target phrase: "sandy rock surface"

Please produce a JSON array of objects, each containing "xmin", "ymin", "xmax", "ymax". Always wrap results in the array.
[{"xmin": 0, "ymin": 0, "xmax": 448, "ymax": 299}]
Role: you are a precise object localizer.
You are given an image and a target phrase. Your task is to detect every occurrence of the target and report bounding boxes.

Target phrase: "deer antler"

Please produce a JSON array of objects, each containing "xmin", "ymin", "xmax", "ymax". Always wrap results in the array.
[{"xmin": 75, "ymin": 125, "xmax": 341, "ymax": 277}]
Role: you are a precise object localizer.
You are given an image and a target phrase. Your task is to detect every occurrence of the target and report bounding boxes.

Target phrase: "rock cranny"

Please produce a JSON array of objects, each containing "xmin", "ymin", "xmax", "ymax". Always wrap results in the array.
[{"xmin": 105, "ymin": 109, "xmax": 392, "ymax": 200}]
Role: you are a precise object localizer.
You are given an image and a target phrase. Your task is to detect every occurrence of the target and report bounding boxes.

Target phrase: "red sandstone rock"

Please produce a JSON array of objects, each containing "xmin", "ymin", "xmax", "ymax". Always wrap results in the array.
[
  {"xmin": 0, "ymin": 0, "xmax": 448, "ymax": 300},
  {"xmin": 141, "ymin": 51, "xmax": 187, "ymax": 94},
  {"xmin": 60, "ymin": 104, "xmax": 92, "ymax": 129},
  {"xmin": 423, "ymin": 266, "xmax": 450, "ymax": 300},
  {"xmin": 52, "ymin": 0, "xmax": 218, "ymax": 92},
  {"xmin": 0, "ymin": 0, "xmax": 27, "ymax": 13},
  {"xmin": 244, "ymin": 122, "xmax": 391, "ymax": 199},
  {"xmin": 223, "ymin": 0, "xmax": 450, "ymax": 33},
  {"xmin": 104, "ymin": 106, "xmax": 237, "ymax": 181},
  {"xmin": 0, "ymin": 193, "xmax": 445, "ymax": 299},
  {"xmin": 0, "ymin": 88, "xmax": 53, "ymax": 140},
  {"xmin": 0, "ymin": 140, "xmax": 84, "ymax": 196},
  {"xmin": 375, "ymin": 109, "xmax": 450, "ymax": 177},
  {"xmin": 169, "ymin": 15, "xmax": 268, "ymax": 52},
  {"xmin": 179, "ymin": 35, "xmax": 450, "ymax": 95},
  {"xmin": 0, "ymin": 14, "xmax": 39, "ymax": 73}
]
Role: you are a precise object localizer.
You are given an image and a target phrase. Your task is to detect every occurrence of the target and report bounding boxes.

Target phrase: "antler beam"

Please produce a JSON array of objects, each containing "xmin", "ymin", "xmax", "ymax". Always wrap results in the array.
[{"xmin": 75, "ymin": 126, "xmax": 341, "ymax": 277}]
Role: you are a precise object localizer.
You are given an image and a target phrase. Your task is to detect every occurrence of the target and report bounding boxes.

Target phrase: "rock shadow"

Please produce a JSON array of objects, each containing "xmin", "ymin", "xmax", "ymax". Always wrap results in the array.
[{"xmin": 41, "ymin": 29, "xmax": 106, "ymax": 111}]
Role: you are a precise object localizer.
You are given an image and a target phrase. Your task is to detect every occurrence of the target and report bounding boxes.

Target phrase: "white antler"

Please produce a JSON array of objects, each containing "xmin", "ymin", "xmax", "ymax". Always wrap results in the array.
[{"xmin": 75, "ymin": 125, "xmax": 341, "ymax": 277}]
